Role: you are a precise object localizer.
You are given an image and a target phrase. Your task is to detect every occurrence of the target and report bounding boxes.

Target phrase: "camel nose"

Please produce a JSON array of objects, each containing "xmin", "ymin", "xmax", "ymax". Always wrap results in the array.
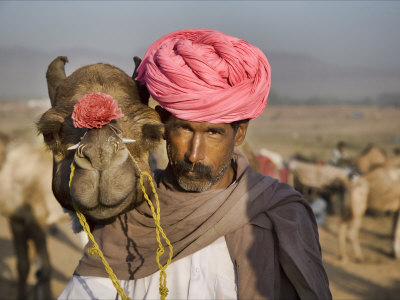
[{"xmin": 73, "ymin": 127, "xmax": 125, "ymax": 171}]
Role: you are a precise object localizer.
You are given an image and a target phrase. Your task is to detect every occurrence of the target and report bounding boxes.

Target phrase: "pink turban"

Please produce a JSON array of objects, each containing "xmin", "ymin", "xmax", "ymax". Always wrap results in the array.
[{"xmin": 136, "ymin": 29, "xmax": 271, "ymax": 123}]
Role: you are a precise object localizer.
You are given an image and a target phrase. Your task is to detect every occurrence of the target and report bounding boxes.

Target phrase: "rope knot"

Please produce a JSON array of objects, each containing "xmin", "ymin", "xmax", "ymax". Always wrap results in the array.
[
  {"xmin": 88, "ymin": 247, "xmax": 100, "ymax": 256},
  {"xmin": 159, "ymin": 286, "xmax": 169, "ymax": 299}
]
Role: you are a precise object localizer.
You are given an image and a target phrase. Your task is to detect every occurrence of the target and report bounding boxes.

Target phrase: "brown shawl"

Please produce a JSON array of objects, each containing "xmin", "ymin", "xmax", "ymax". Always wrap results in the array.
[{"xmin": 75, "ymin": 149, "xmax": 331, "ymax": 299}]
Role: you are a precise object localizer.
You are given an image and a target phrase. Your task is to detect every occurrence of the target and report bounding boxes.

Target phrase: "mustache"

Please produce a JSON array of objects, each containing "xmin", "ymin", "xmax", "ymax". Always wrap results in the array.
[{"xmin": 174, "ymin": 160, "xmax": 212, "ymax": 179}]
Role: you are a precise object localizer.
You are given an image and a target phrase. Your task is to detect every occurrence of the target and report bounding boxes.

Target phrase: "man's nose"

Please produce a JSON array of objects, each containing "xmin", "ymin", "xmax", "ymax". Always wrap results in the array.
[{"xmin": 187, "ymin": 133, "xmax": 205, "ymax": 164}]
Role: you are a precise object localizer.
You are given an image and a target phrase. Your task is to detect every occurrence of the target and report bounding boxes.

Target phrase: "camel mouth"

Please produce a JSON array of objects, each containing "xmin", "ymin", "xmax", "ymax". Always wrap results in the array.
[
  {"xmin": 72, "ymin": 190, "xmax": 135, "ymax": 222},
  {"xmin": 69, "ymin": 158, "xmax": 138, "ymax": 220}
]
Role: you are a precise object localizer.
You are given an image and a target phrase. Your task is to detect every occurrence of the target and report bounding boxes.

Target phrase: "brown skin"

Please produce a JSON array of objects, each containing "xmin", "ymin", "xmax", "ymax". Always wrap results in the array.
[{"xmin": 160, "ymin": 108, "xmax": 249, "ymax": 192}]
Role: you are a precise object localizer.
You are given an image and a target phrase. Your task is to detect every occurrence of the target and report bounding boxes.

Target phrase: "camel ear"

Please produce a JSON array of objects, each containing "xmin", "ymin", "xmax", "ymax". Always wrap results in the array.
[
  {"xmin": 132, "ymin": 56, "xmax": 142, "ymax": 77},
  {"xmin": 142, "ymin": 123, "xmax": 165, "ymax": 150},
  {"xmin": 46, "ymin": 56, "xmax": 68, "ymax": 107},
  {"xmin": 132, "ymin": 56, "xmax": 150, "ymax": 106}
]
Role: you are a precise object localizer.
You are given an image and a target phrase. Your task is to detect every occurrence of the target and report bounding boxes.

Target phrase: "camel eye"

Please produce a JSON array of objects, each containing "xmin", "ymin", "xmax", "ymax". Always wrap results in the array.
[{"xmin": 43, "ymin": 132, "xmax": 55, "ymax": 144}]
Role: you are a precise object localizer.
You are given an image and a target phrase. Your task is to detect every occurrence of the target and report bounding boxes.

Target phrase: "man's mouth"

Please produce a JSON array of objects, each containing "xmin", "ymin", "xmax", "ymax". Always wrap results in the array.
[{"xmin": 185, "ymin": 170, "xmax": 204, "ymax": 179}]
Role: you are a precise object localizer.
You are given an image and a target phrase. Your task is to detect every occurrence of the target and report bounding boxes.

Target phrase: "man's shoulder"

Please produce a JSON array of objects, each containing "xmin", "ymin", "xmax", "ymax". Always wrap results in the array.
[{"xmin": 253, "ymin": 172, "xmax": 304, "ymax": 206}]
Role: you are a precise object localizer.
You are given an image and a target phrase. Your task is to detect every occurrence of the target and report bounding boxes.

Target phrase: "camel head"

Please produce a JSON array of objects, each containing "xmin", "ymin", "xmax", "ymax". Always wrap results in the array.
[
  {"xmin": 357, "ymin": 144, "xmax": 387, "ymax": 174},
  {"xmin": 37, "ymin": 56, "xmax": 163, "ymax": 222}
]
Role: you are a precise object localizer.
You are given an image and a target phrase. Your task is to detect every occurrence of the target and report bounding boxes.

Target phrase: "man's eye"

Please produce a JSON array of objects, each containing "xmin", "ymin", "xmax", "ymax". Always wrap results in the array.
[
  {"xmin": 43, "ymin": 132, "xmax": 55, "ymax": 143},
  {"xmin": 208, "ymin": 129, "xmax": 220, "ymax": 135}
]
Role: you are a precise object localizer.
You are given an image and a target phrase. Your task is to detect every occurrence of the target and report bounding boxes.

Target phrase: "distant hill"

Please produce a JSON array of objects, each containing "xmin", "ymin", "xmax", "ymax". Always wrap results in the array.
[
  {"xmin": 266, "ymin": 51, "xmax": 400, "ymax": 103},
  {"xmin": 0, "ymin": 47, "xmax": 399, "ymax": 104}
]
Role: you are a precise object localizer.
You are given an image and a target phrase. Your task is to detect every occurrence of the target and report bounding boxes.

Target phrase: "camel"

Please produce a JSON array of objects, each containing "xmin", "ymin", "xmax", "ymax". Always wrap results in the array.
[
  {"xmin": 37, "ymin": 56, "xmax": 164, "ymax": 223},
  {"xmin": 288, "ymin": 160, "xmax": 350, "ymax": 189},
  {"xmin": 0, "ymin": 134, "xmax": 65, "ymax": 300},
  {"xmin": 287, "ymin": 160, "xmax": 350, "ymax": 213},
  {"xmin": 356, "ymin": 144, "xmax": 387, "ymax": 174},
  {"xmin": 338, "ymin": 166, "xmax": 400, "ymax": 262},
  {"xmin": 36, "ymin": 56, "xmax": 172, "ymax": 299}
]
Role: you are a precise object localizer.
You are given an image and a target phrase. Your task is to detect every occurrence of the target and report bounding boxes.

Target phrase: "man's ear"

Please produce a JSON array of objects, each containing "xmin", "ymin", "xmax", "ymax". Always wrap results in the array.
[
  {"xmin": 155, "ymin": 105, "xmax": 172, "ymax": 124},
  {"xmin": 234, "ymin": 121, "xmax": 249, "ymax": 147}
]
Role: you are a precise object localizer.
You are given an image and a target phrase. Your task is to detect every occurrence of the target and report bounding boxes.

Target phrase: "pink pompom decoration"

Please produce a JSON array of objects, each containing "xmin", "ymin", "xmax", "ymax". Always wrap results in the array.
[{"xmin": 72, "ymin": 92, "xmax": 124, "ymax": 129}]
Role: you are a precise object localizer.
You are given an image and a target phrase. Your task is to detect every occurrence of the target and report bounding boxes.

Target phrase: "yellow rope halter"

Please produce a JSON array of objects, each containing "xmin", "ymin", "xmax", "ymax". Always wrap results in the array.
[{"xmin": 69, "ymin": 162, "xmax": 173, "ymax": 300}]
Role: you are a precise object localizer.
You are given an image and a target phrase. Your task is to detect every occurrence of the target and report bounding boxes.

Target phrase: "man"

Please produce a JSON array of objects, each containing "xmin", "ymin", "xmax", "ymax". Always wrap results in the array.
[
  {"xmin": 330, "ymin": 141, "xmax": 349, "ymax": 166},
  {"xmin": 60, "ymin": 29, "xmax": 331, "ymax": 299}
]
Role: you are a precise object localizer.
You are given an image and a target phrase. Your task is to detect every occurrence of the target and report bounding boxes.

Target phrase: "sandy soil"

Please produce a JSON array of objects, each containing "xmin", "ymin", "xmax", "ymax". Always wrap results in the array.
[{"xmin": 320, "ymin": 214, "xmax": 400, "ymax": 299}]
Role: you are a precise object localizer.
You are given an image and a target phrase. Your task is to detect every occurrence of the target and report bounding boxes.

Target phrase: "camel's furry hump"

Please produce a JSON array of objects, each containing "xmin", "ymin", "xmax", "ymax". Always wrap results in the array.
[{"xmin": 0, "ymin": 140, "xmax": 64, "ymax": 226}]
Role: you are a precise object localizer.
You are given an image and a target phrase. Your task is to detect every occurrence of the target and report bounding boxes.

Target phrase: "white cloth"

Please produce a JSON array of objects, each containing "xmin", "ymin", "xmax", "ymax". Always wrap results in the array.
[
  {"xmin": 330, "ymin": 148, "xmax": 346, "ymax": 165},
  {"xmin": 59, "ymin": 236, "xmax": 237, "ymax": 299}
]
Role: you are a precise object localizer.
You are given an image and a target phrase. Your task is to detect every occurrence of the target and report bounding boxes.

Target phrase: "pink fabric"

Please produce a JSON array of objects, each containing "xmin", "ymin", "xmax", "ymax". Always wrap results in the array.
[{"xmin": 136, "ymin": 29, "xmax": 271, "ymax": 123}]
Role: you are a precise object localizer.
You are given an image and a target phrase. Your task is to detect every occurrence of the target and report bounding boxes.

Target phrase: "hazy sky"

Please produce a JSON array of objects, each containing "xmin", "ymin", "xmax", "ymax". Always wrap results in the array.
[{"xmin": 1, "ymin": 1, "xmax": 399, "ymax": 70}]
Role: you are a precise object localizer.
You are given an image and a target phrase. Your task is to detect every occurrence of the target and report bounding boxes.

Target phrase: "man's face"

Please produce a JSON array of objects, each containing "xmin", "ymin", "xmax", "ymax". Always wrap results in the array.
[{"xmin": 165, "ymin": 116, "xmax": 247, "ymax": 192}]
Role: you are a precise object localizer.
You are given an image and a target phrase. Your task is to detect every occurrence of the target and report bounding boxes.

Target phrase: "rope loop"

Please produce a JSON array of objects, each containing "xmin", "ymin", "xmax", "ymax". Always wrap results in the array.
[
  {"xmin": 139, "ymin": 171, "xmax": 174, "ymax": 300},
  {"xmin": 88, "ymin": 247, "xmax": 100, "ymax": 256}
]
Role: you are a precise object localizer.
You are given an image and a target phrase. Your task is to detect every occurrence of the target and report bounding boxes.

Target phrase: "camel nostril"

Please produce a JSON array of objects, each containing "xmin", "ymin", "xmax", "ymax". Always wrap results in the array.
[
  {"xmin": 77, "ymin": 144, "xmax": 87, "ymax": 158},
  {"xmin": 113, "ymin": 141, "xmax": 120, "ymax": 152}
]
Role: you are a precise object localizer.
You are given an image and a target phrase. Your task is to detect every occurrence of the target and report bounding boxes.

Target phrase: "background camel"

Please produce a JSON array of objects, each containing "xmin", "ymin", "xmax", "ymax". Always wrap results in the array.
[
  {"xmin": 0, "ymin": 134, "xmax": 65, "ymax": 299},
  {"xmin": 356, "ymin": 144, "xmax": 387, "ymax": 174},
  {"xmin": 288, "ymin": 145, "xmax": 393, "ymax": 213},
  {"xmin": 287, "ymin": 159, "xmax": 350, "ymax": 215},
  {"xmin": 339, "ymin": 166, "xmax": 400, "ymax": 262}
]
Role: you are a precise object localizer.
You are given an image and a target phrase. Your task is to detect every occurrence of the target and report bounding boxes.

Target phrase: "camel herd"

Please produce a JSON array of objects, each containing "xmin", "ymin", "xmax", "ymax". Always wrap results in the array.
[
  {"xmin": 288, "ymin": 146, "xmax": 400, "ymax": 261},
  {"xmin": 1, "ymin": 57, "xmax": 399, "ymax": 299}
]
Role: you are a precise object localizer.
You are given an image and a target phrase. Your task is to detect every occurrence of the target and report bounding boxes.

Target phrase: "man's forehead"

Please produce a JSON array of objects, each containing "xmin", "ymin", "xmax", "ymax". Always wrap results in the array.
[{"xmin": 168, "ymin": 116, "xmax": 231, "ymax": 129}]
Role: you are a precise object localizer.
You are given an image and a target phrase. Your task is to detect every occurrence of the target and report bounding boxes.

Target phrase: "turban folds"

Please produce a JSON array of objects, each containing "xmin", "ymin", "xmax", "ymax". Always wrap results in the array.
[{"xmin": 136, "ymin": 29, "xmax": 271, "ymax": 123}]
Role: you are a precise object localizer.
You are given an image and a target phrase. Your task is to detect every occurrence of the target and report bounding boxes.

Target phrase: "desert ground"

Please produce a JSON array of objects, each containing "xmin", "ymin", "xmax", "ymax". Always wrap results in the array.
[{"xmin": 0, "ymin": 100, "xmax": 399, "ymax": 299}]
